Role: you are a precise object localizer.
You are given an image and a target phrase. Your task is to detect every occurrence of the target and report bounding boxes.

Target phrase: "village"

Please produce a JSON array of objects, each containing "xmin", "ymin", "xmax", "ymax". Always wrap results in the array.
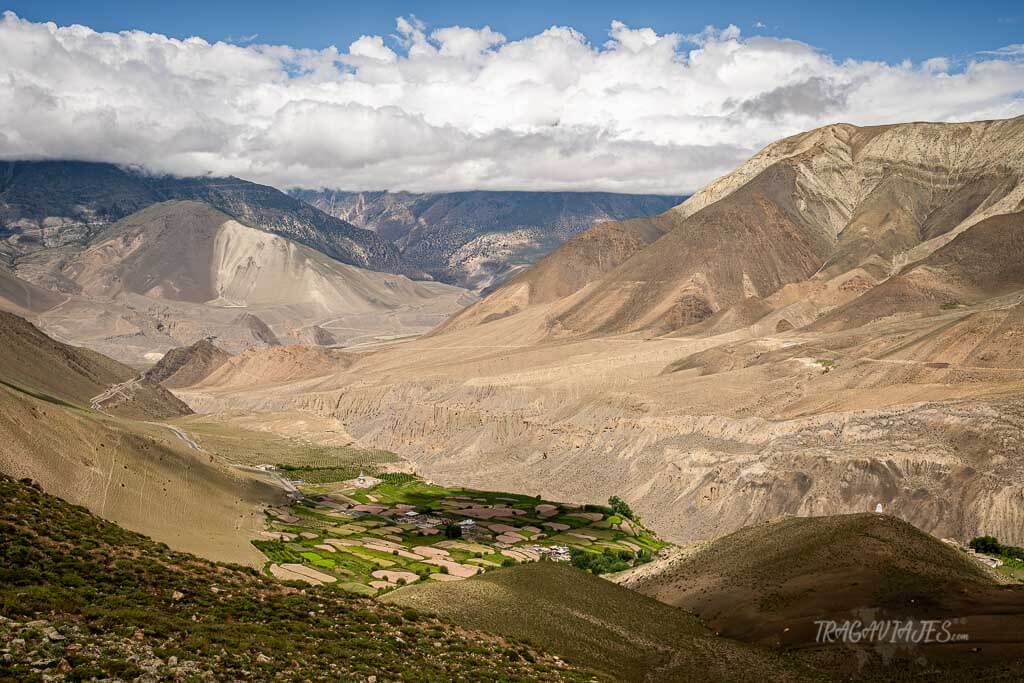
[{"xmin": 252, "ymin": 471, "xmax": 666, "ymax": 594}]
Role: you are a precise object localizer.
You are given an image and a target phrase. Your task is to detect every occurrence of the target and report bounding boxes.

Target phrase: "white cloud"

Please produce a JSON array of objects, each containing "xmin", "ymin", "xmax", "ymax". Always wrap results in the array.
[
  {"xmin": 348, "ymin": 35, "xmax": 397, "ymax": 63},
  {"xmin": 1, "ymin": 11, "xmax": 1023, "ymax": 193},
  {"xmin": 980, "ymin": 44, "xmax": 1024, "ymax": 57}
]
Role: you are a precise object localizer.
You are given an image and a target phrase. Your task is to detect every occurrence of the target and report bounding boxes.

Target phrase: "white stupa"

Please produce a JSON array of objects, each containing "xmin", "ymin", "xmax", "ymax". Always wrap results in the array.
[{"xmin": 874, "ymin": 503, "xmax": 883, "ymax": 514}]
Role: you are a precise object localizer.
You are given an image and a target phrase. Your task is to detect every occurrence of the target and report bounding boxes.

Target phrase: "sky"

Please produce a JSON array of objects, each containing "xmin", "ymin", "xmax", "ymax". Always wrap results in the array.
[{"xmin": 1, "ymin": 2, "xmax": 1023, "ymax": 193}]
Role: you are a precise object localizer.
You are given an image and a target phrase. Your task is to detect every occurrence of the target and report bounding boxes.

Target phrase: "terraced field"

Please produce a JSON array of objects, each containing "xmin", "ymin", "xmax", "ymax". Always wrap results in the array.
[{"xmin": 252, "ymin": 476, "xmax": 666, "ymax": 594}]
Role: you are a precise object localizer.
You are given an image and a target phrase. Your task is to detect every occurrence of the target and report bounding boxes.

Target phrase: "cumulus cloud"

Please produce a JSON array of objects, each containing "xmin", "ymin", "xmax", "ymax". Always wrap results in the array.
[{"xmin": 1, "ymin": 11, "xmax": 1023, "ymax": 193}]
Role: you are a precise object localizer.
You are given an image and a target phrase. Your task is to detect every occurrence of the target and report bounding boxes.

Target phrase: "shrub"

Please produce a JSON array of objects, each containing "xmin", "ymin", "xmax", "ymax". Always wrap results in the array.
[
  {"xmin": 971, "ymin": 535, "xmax": 1024, "ymax": 561},
  {"xmin": 607, "ymin": 496, "xmax": 635, "ymax": 521},
  {"xmin": 970, "ymin": 535, "xmax": 1001, "ymax": 554}
]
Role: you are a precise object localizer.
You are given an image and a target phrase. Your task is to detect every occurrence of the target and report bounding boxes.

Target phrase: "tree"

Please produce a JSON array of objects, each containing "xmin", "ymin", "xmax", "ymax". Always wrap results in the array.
[
  {"xmin": 608, "ymin": 496, "xmax": 635, "ymax": 521},
  {"xmin": 969, "ymin": 536, "xmax": 1002, "ymax": 554},
  {"xmin": 444, "ymin": 523, "xmax": 463, "ymax": 540}
]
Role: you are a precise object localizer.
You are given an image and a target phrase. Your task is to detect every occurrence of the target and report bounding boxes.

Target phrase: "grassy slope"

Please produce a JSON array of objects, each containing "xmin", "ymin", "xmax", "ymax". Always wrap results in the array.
[
  {"xmin": 0, "ymin": 310, "xmax": 189, "ymax": 420},
  {"xmin": 0, "ymin": 476, "xmax": 585, "ymax": 682},
  {"xmin": 0, "ymin": 382, "xmax": 280, "ymax": 566},
  {"xmin": 383, "ymin": 562, "xmax": 816, "ymax": 682},
  {"xmin": 0, "ymin": 311, "xmax": 296, "ymax": 565},
  {"xmin": 169, "ymin": 416, "xmax": 398, "ymax": 471}
]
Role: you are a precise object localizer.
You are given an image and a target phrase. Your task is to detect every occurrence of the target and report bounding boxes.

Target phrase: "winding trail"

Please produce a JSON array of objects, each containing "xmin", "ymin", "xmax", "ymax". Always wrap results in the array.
[
  {"xmin": 89, "ymin": 378, "xmax": 140, "ymax": 412},
  {"xmin": 148, "ymin": 422, "xmax": 204, "ymax": 451},
  {"xmin": 232, "ymin": 464, "xmax": 301, "ymax": 496}
]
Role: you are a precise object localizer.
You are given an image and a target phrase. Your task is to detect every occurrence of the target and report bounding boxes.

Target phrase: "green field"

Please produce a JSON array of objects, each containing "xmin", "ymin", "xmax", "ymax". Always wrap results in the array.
[
  {"xmin": 997, "ymin": 556, "xmax": 1024, "ymax": 582},
  {"xmin": 254, "ymin": 476, "xmax": 667, "ymax": 594}
]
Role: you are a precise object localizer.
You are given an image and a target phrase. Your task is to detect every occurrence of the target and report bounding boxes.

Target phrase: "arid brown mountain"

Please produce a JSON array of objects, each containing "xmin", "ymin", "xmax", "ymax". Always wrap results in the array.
[
  {"xmin": 453, "ymin": 116, "xmax": 1024, "ymax": 339},
  {"xmin": 2, "ymin": 200, "xmax": 472, "ymax": 365},
  {"xmin": 0, "ymin": 310, "xmax": 189, "ymax": 419},
  {"xmin": 436, "ymin": 212, "xmax": 680, "ymax": 334},
  {"xmin": 291, "ymin": 189, "xmax": 682, "ymax": 291},
  {"xmin": 144, "ymin": 338, "xmax": 232, "ymax": 389},
  {"xmin": 0, "ymin": 161, "xmax": 402, "ymax": 273},
  {"xmin": 0, "ymin": 264, "xmax": 62, "ymax": 316},
  {"xmin": 814, "ymin": 210, "xmax": 1024, "ymax": 332},
  {"xmin": 191, "ymin": 344, "xmax": 354, "ymax": 392}
]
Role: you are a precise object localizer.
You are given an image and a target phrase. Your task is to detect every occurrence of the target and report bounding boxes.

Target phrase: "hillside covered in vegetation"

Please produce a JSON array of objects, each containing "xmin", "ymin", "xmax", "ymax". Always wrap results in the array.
[{"xmin": 0, "ymin": 476, "xmax": 585, "ymax": 681}]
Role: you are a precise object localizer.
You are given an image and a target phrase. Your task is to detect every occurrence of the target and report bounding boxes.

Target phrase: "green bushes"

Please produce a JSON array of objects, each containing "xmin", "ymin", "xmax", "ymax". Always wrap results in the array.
[
  {"xmin": 970, "ymin": 535, "xmax": 1024, "ymax": 561},
  {"xmin": 607, "ymin": 496, "xmax": 635, "ymax": 521},
  {"xmin": 379, "ymin": 472, "xmax": 417, "ymax": 485},
  {"xmin": 569, "ymin": 547, "xmax": 633, "ymax": 575}
]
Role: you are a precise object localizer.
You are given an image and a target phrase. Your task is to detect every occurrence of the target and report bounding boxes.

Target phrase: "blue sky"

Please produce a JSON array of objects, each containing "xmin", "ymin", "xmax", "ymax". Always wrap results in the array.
[
  {"xmin": 7, "ymin": 0, "xmax": 1023, "ymax": 63},
  {"xmin": 1, "ymin": 3, "xmax": 1022, "ymax": 192}
]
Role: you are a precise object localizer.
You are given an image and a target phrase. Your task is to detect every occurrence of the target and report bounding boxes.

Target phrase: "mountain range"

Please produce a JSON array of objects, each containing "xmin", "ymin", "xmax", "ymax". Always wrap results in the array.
[
  {"xmin": 0, "ymin": 163, "xmax": 676, "ymax": 364},
  {"xmin": 291, "ymin": 189, "xmax": 683, "ymax": 291},
  {"xmin": 1, "ymin": 199, "xmax": 471, "ymax": 365},
  {"xmin": 0, "ymin": 161, "xmax": 402, "ymax": 272},
  {"xmin": 449, "ymin": 116, "xmax": 1024, "ymax": 338}
]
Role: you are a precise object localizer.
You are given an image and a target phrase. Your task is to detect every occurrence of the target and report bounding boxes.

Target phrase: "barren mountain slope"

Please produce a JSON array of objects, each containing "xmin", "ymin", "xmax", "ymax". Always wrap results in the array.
[
  {"xmin": 11, "ymin": 201, "xmax": 473, "ymax": 365},
  {"xmin": 0, "ymin": 160, "xmax": 159, "ymax": 257},
  {"xmin": 550, "ymin": 163, "xmax": 837, "ymax": 336},
  {"xmin": 63, "ymin": 201, "xmax": 442, "ymax": 309},
  {"xmin": 0, "ymin": 161, "xmax": 402, "ymax": 273},
  {"xmin": 814, "ymin": 210, "xmax": 1024, "ymax": 331},
  {"xmin": 447, "ymin": 116, "xmax": 1024, "ymax": 339},
  {"xmin": 0, "ymin": 265, "xmax": 63, "ymax": 316},
  {"xmin": 292, "ymin": 189, "xmax": 682, "ymax": 290},
  {"xmin": 0, "ymin": 310, "xmax": 189, "ymax": 419},
  {"xmin": 436, "ymin": 213, "xmax": 678, "ymax": 334},
  {"xmin": 192, "ymin": 345, "xmax": 354, "ymax": 392},
  {"xmin": 144, "ymin": 339, "xmax": 232, "ymax": 389}
]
